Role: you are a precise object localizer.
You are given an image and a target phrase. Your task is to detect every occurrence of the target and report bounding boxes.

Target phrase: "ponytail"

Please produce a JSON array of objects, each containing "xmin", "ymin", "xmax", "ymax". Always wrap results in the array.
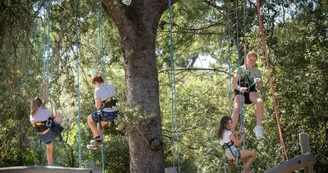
[{"xmin": 30, "ymin": 97, "xmax": 42, "ymax": 117}]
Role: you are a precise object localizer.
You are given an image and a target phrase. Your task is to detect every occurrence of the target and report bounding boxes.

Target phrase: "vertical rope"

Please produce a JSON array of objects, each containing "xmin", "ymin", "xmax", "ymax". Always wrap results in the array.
[
  {"xmin": 234, "ymin": 0, "xmax": 243, "ymax": 129},
  {"xmin": 74, "ymin": 0, "xmax": 82, "ymax": 168},
  {"xmin": 235, "ymin": 0, "xmax": 247, "ymax": 167},
  {"xmin": 255, "ymin": 0, "xmax": 288, "ymax": 161},
  {"xmin": 43, "ymin": 1, "xmax": 54, "ymax": 111},
  {"xmin": 227, "ymin": 0, "xmax": 232, "ymax": 117},
  {"xmin": 98, "ymin": 1, "xmax": 105, "ymax": 172},
  {"xmin": 40, "ymin": 4, "xmax": 49, "ymax": 166},
  {"xmin": 98, "ymin": 1, "xmax": 104, "ymax": 74},
  {"xmin": 241, "ymin": 0, "xmax": 247, "ymax": 151},
  {"xmin": 225, "ymin": 0, "xmax": 231, "ymax": 171},
  {"xmin": 168, "ymin": 0, "xmax": 180, "ymax": 172},
  {"xmin": 42, "ymin": 5, "xmax": 47, "ymax": 105}
]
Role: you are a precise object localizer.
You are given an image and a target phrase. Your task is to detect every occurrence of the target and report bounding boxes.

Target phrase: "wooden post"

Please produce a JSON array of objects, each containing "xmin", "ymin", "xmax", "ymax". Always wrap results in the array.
[
  {"xmin": 84, "ymin": 160, "xmax": 95, "ymax": 168},
  {"xmin": 165, "ymin": 167, "xmax": 177, "ymax": 173},
  {"xmin": 84, "ymin": 160, "xmax": 102, "ymax": 173},
  {"xmin": 264, "ymin": 152, "xmax": 315, "ymax": 173},
  {"xmin": 264, "ymin": 133, "xmax": 316, "ymax": 173},
  {"xmin": 299, "ymin": 133, "xmax": 314, "ymax": 173}
]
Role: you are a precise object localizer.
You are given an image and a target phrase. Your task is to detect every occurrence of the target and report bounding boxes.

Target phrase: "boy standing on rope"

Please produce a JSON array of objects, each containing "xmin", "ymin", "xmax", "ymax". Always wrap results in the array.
[
  {"xmin": 231, "ymin": 51, "xmax": 264, "ymax": 139},
  {"xmin": 87, "ymin": 73, "xmax": 118, "ymax": 148},
  {"xmin": 29, "ymin": 96, "xmax": 63, "ymax": 166},
  {"xmin": 219, "ymin": 116, "xmax": 256, "ymax": 173}
]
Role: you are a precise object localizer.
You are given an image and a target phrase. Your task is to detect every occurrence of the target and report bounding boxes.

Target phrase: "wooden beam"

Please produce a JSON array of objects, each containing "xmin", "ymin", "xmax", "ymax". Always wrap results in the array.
[
  {"xmin": 0, "ymin": 166, "xmax": 101, "ymax": 173},
  {"xmin": 299, "ymin": 133, "xmax": 314, "ymax": 173},
  {"xmin": 264, "ymin": 151, "xmax": 316, "ymax": 173}
]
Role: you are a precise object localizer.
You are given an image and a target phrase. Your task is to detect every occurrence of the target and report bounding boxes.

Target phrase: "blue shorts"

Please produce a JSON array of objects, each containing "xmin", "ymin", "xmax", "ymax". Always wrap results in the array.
[
  {"xmin": 91, "ymin": 110, "xmax": 118, "ymax": 123},
  {"xmin": 38, "ymin": 121, "xmax": 61, "ymax": 145}
]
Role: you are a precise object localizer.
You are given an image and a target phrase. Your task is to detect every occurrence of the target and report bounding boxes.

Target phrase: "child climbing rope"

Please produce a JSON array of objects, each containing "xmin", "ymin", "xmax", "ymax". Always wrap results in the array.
[
  {"xmin": 29, "ymin": 96, "xmax": 63, "ymax": 166},
  {"xmin": 87, "ymin": 72, "xmax": 118, "ymax": 149},
  {"xmin": 231, "ymin": 51, "xmax": 264, "ymax": 139},
  {"xmin": 219, "ymin": 116, "xmax": 256, "ymax": 173}
]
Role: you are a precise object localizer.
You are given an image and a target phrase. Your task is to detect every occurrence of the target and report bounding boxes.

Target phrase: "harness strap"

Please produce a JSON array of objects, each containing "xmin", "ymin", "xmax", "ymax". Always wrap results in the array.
[
  {"xmin": 32, "ymin": 118, "xmax": 53, "ymax": 133},
  {"xmin": 101, "ymin": 96, "xmax": 118, "ymax": 109},
  {"xmin": 222, "ymin": 141, "xmax": 234, "ymax": 149},
  {"xmin": 222, "ymin": 141, "xmax": 240, "ymax": 164}
]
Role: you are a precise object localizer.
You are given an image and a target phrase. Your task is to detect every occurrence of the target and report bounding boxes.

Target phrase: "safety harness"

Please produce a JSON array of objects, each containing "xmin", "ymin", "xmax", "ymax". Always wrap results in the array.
[
  {"xmin": 222, "ymin": 141, "xmax": 240, "ymax": 168},
  {"xmin": 97, "ymin": 96, "xmax": 118, "ymax": 129},
  {"xmin": 32, "ymin": 118, "xmax": 54, "ymax": 133},
  {"xmin": 238, "ymin": 70, "xmax": 256, "ymax": 91},
  {"xmin": 101, "ymin": 96, "xmax": 118, "ymax": 109},
  {"xmin": 32, "ymin": 118, "xmax": 64, "ymax": 141}
]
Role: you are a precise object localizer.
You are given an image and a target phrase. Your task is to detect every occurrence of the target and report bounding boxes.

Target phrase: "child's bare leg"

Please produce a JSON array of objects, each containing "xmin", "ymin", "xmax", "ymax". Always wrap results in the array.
[
  {"xmin": 239, "ymin": 150, "xmax": 256, "ymax": 172},
  {"xmin": 231, "ymin": 95, "xmax": 245, "ymax": 130},
  {"xmin": 249, "ymin": 92, "xmax": 264, "ymax": 126},
  {"xmin": 53, "ymin": 113, "xmax": 62, "ymax": 123},
  {"xmin": 46, "ymin": 143, "xmax": 53, "ymax": 166},
  {"xmin": 87, "ymin": 115, "xmax": 100, "ymax": 137},
  {"xmin": 97, "ymin": 121, "xmax": 109, "ymax": 136}
]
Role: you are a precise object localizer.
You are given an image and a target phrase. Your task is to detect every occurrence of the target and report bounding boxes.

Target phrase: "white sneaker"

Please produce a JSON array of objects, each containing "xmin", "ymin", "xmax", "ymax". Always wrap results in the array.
[
  {"xmin": 86, "ymin": 139, "xmax": 103, "ymax": 150},
  {"xmin": 253, "ymin": 126, "xmax": 263, "ymax": 139}
]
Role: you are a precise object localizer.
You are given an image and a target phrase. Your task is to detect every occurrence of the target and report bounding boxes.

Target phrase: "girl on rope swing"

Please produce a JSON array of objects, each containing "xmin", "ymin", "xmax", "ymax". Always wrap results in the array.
[
  {"xmin": 87, "ymin": 72, "xmax": 118, "ymax": 149},
  {"xmin": 29, "ymin": 80, "xmax": 63, "ymax": 166},
  {"xmin": 219, "ymin": 116, "xmax": 256, "ymax": 173},
  {"xmin": 231, "ymin": 51, "xmax": 264, "ymax": 139}
]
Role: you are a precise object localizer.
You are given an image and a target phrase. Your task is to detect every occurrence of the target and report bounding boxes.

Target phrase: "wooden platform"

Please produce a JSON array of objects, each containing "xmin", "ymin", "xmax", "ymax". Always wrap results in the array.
[{"xmin": 0, "ymin": 166, "xmax": 101, "ymax": 173}]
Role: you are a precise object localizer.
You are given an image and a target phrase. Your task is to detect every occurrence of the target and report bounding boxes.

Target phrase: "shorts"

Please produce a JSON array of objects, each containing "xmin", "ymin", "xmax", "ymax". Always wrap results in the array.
[
  {"xmin": 91, "ymin": 110, "xmax": 118, "ymax": 123},
  {"xmin": 234, "ymin": 89, "xmax": 257, "ymax": 105},
  {"xmin": 38, "ymin": 121, "xmax": 61, "ymax": 145},
  {"xmin": 224, "ymin": 146, "xmax": 241, "ymax": 160}
]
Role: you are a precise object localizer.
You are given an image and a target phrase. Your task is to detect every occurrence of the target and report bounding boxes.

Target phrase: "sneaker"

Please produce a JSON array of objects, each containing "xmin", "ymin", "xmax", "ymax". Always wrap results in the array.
[
  {"xmin": 86, "ymin": 138, "xmax": 103, "ymax": 150},
  {"xmin": 90, "ymin": 139, "xmax": 103, "ymax": 146},
  {"xmin": 253, "ymin": 125, "xmax": 263, "ymax": 139}
]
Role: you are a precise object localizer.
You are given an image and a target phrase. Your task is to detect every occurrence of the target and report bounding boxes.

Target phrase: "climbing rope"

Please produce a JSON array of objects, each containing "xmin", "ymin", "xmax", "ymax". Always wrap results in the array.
[
  {"xmin": 43, "ymin": 1, "xmax": 53, "ymax": 112},
  {"xmin": 74, "ymin": 0, "xmax": 82, "ymax": 168},
  {"xmin": 233, "ymin": 0, "xmax": 248, "ymax": 168},
  {"xmin": 168, "ymin": 0, "xmax": 180, "ymax": 172},
  {"xmin": 224, "ymin": 0, "xmax": 232, "ymax": 171},
  {"xmin": 98, "ymin": 0, "xmax": 104, "ymax": 74},
  {"xmin": 255, "ymin": 0, "xmax": 288, "ymax": 161},
  {"xmin": 241, "ymin": 0, "xmax": 247, "ymax": 152},
  {"xmin": 98, "ymin": 1, "xmax": 105, "ymax": 172},
  {"xmin": 227, "ymin": 0, "xmax": 232, "ymax": 117}
]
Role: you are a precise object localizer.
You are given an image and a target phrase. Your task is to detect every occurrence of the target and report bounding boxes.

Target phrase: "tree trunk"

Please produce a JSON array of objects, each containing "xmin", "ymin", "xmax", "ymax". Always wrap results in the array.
[{"xmin": 103, "ymin": 1, "xmax": 177, "ymax": 172}]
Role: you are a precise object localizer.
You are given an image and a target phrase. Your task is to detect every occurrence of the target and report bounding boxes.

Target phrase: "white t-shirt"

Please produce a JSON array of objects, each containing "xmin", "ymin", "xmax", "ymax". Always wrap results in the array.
[
  {"xmin": 219, "ymin": 130, "xmax": 233, "ymax": 145},
  {"xmin": 30, "ymin": 108, "xmax": 52, "ymax": 124},
  {"xmin": 94, "ymin": 83, "xmax": 116, "ymax": 112}
]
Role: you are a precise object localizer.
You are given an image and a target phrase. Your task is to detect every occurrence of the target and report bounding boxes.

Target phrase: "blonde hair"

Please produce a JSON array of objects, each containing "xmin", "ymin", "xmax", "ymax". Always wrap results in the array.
[
  {"xmin": 247, "ymin": 51, "xmax": 258, "ymax": 59},
  {"xmin": 30, "ymin": 97, "xmax": 42, "ymax": 117}
]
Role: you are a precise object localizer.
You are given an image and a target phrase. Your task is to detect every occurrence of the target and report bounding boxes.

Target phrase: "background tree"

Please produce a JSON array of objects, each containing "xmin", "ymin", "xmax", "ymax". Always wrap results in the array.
[{"xmin": 0, "ymin": 0, "xmax": 327, "ymax": 173}]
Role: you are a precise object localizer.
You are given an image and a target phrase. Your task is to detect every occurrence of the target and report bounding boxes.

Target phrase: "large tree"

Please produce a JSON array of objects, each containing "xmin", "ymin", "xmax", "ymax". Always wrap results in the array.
[{"xmin": 102, "ymin": 1, "xmax": 177, "ymax": 172}]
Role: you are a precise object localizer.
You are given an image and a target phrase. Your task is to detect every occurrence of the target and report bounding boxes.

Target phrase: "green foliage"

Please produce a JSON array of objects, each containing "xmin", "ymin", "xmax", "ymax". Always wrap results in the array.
[{"xmin": 0, "ymin": 0, "xmax": 327, "ymax": 173}]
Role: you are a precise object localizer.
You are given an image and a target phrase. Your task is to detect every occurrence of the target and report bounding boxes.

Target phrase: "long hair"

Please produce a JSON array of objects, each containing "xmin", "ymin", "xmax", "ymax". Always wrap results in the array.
[
  {"xmin": 218, "ymin": 116, "xmax": 232, "ymax": 139},
  {"xmin": 30, "ymin": 97, "xmax": 42, "ymax": 117}
]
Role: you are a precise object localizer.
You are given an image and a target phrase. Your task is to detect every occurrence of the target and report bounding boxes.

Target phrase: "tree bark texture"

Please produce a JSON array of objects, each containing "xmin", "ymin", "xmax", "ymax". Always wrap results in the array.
[{"xmin": 103, "ymin": 1, "xmax": 177, "ymax": 172}]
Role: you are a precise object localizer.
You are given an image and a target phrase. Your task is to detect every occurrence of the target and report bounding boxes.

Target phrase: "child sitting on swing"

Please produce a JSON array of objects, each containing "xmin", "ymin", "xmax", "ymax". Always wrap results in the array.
[{"xmin": 218, "ymin": 116, "xmax": 256, "ymax": 173}]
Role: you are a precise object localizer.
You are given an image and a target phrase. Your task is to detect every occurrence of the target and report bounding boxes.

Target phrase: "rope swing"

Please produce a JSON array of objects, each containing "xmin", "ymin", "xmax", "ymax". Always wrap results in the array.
[
  {"xmin": 168, "ymin": 0, "xmax": 181, "ymax": 172},
  {"xmin": 74, "ymin": 0, "xmax": 82, "ymax": 168},
  {"xmin": 255, "ymin": 0, "xmax": 288, "ymax": 162}
]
